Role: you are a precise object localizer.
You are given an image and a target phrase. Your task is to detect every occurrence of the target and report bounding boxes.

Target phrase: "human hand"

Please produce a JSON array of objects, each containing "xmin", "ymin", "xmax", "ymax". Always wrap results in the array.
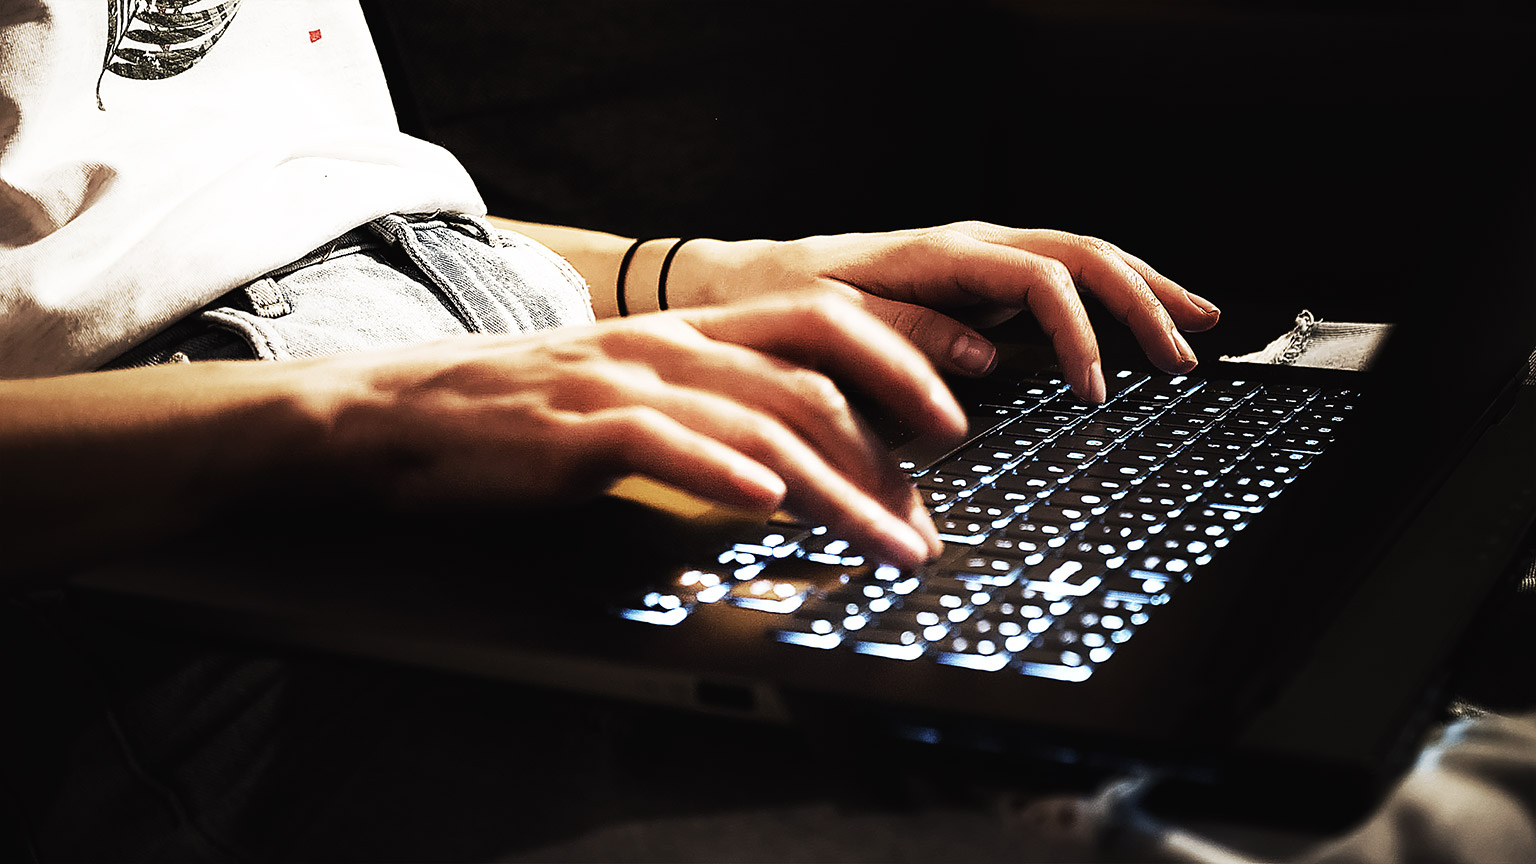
[
  {"xmin": 664, "ymin": 223, "xmax": 1220, "ymax": 403},
  {"xmin": 324, "ymin": 293, "xmax": 966, "ymax": 568}
]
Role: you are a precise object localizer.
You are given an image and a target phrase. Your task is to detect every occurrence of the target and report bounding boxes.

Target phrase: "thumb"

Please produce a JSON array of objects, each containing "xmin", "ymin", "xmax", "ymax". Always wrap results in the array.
[{"xmin": 860, "ymin": 295, "xmax": 998, "ymax": 377}]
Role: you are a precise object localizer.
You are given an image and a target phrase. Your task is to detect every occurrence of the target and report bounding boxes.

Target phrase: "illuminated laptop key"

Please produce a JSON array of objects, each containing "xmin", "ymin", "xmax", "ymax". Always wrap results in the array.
[
  {"xmin": 915, "ymin": 485, "xmax": 958, "ymax": 509},
  {"xmin": 935, "ymin": 517, "xmax": 991, "ymax": 545},
  {"xmin": 773, "ymin": 613, "xmax": 844, "ymax": 649},
  {"xmin": 728, "ymin": 579, "xmax": 811, "ymax": 614},
  {"xmin": 947, "ymin": 500, "xmax": 1015, "ymax": 523},
  {"xmin": 1019, "ymin": 558, "xmax": 1104, "ymax": 596},
  {"xmin": 617, "ymin": 590, "xmax": 691, "ymax": 626},
  {"xmin": 938, "ymin": 617, "xmax": 1012, "ymax": 664},
  {"xmin": 1015, "ymin": 646, "xmax": 1094, "ymax": 681},
  {"xmin": 1025, "ymin": 504, "xmax": 1095, "ymax": 529},
  {"xmin": 1249, "ymin": 447, "xmax": 1314, "ymax": 467},
  {"xmin": 1100, "ymin": 570, "xmax": 1174, "ymax": 603},
  {"xmin": 850, "ymin": 624, "xmax": 929, "ymax": 660},
  {"xmin": 731, "ymin": 529, "xmax": 807, "ymax": 558},
  {"xmin": 672, "ymin": 570, "xmax": 731, "ymax": 604}
]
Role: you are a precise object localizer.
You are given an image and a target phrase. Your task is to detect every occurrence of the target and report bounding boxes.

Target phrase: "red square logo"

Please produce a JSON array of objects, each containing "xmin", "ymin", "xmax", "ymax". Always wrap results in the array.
[{"xmin": 309, "ymin": 29, "xmax": 322, "ymax": 43}]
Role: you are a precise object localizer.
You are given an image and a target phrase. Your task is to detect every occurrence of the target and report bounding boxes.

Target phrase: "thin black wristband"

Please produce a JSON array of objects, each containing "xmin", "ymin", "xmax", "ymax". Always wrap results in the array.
[
  {"xmin": 656, "ymin": 238, "xmax": 694, "ymax": 312},
  {"xmin": 615, "ymin": 238, "xmax": 647, "ymax": 317}
]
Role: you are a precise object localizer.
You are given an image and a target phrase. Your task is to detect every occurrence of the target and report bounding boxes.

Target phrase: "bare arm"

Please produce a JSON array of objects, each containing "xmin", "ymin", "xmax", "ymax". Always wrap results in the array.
[
  {"xmin": 1, "ymin": 295, "xmax": 963, "ymax": 590},
  {"xmin": 492, "ymin": 217, "xmax": 1221, "ymax": 403},
  {"xmin": 1, "ymin": 360, "xmax": 342, "ymax": 583},
  {"xmin": 6, "ymin": 218, "xmax": 1221, "ymax": 589}
]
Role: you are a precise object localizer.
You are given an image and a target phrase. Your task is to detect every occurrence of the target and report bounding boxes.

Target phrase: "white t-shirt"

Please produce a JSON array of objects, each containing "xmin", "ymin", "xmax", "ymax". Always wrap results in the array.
[{"xmin": 0, "ymin": 0, "xmax": 487, "ymax": 378}]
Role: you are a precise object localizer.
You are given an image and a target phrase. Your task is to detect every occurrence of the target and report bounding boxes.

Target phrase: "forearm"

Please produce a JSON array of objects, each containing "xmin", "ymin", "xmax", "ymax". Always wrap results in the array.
[
  {"xmin": 0, "ymin": 295, "xmax": 964, "ymax": 588},
  {"xmin": 0, "ymin": 362, "xmax": 348, "ymax": 585},
  {"xmin": 487, "ymin": 216, "xmax": 766, "ymax": 317}
]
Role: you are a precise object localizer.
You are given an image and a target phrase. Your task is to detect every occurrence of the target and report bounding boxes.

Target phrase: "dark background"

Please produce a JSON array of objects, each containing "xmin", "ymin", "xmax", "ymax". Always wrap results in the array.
[{"xmin": 363, "ymin": 0, "xmax": 1535, "ymax": 363}]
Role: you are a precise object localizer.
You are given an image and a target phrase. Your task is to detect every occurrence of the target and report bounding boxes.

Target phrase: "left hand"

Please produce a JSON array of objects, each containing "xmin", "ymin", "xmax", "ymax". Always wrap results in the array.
[{"xmin": 668, "ymin": 222, "xmax": 1220, "ymax": 403}]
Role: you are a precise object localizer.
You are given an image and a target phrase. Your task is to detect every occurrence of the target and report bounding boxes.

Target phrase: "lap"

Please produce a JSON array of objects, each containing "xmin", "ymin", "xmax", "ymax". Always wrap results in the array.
[{"xmin": 4, "ymin": 592, "xmax": 1075, "ymax": 862}]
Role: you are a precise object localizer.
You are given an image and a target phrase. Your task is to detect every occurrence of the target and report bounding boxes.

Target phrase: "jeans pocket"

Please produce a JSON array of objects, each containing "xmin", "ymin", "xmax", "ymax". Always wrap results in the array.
[{"xmin": 98, "ymin": 299, "xmax": 260, "ymax": 369}]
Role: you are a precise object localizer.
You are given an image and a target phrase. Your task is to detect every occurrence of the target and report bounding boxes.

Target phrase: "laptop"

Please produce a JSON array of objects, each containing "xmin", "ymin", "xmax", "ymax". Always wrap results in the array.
[
  {"xmin": 70, "ymin": 4, "xmax": 1536, "ymax": 832},
  {"xmin": 66, "ymin": 267, "xmax": 1536, "ymax": 832}
]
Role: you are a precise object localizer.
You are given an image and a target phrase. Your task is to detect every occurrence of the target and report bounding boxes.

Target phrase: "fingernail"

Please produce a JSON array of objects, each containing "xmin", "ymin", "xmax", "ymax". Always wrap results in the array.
[
  {"xmin": 1186, "ymin": 292, "xmax": 1220, "ymax": 317},
  {"xmin": 1072, "ymin": 360, "xmax": 1106, "ymax": 404},
  {"xmin": 888, "ymin": 518, "xmax": 932, "ymax": 568},
  {"xmin": 870, "ymin": 501, "xmax": 931, "ymax": 568},
  {"xmin": 908, "ymin": 488, "xmax": 944, "ymax": 559},
  {"xmin": 950, "ymin": 334, "xmax": 997, "ymax": 376},
  {"xmin": 738, "ymin": 461, "xmax": 787, "ymax": 506},
  {"xmin": 1169, "ymin": 326, "xmax": 1198, "ymax": 371}
]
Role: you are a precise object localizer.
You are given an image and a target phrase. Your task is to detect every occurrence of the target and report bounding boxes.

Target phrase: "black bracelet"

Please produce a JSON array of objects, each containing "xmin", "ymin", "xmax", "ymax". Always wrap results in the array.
[
  {"xmin": 656, "ymin": 238, "xmax": 694, "ymax": 312},
  {"xmin": 615, "ymin": 238, "xmax": 647, "ymax": 317}
]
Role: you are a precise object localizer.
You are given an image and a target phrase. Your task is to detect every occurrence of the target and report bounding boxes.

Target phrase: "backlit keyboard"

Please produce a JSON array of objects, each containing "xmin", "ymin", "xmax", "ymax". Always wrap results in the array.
[{"xmin": 618, "ymin": 370, "xmax": 1357, "ymax": 682}]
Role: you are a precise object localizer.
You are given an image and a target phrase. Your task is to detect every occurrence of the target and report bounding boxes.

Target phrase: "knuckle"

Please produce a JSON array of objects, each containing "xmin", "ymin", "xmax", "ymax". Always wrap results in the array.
[
  {"xmin": 1122, "ymin": 291, "xmax": 1174, "ymax": 329},
  {"xmin": 592, "ymin": 322, "xmax": 639, "ymax": 349},
  {"xmin": 886, "ymin": 303, "xmax": 936, "ymax": 341},
  {"xmin": 722, "ymin": 402, "xmax": 798, "ymax": 455},
  {"xmin": 551, "ymin": 363, "xmax": 651, "ymax": 411},
  {"xmin": 807, "ymin": 290, "xmax": 850, "ymax": 317},
  {"xmin": 790, "ymin": 291, "xmax": 855, "ymax": 329},
  {"xmin": 573, "ymin": 407, "xmax": 656, "ymax": 472},
  {"xmin": 594, "ymin": 320, "xmax": 666, "ymax": 354},
  {"xmin": 1038, "ymin": 258, "xmax": 1074, "ymax": 290},
  {"xmin": 915, "ymin": 225, "xmax": 971, "ymax": 257},
  {"xmin": 604, "ymin": 404, "xmax": 668, "ymax": 442},
  {"xmin": 1076, "ymin": 234, "xmax": 1119, "ymax": 259},
  {"xmin": 945, "ymin": 219, "xmax": 990, "ymax": 235},
  {"xmin": 790, "ymin": 368, "xmax": 847, "ymax": 412}
]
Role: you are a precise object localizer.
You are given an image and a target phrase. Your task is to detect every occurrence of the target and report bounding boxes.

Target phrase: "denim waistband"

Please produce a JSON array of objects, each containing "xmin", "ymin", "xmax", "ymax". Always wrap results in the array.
[
  {"xmin": 262, "ymin": 228, "xmax": 382, "ymax": 280},
  {"xmin": 103, "ymin": 212, "xmax": 593, "ymax": 369}
]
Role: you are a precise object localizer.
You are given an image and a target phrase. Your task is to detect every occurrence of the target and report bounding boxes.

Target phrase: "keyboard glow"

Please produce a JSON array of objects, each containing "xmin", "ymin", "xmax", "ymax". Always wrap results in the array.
[{"xmin": 615, "ymin": 373, "xmax": 1356, "ymax": 683}]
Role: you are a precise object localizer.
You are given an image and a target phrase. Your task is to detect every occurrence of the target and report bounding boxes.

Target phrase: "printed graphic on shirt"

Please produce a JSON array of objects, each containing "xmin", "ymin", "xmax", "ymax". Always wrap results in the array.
[{"xmin": 96, "ymin": 0, "xmax": 244, "ymax": 110}]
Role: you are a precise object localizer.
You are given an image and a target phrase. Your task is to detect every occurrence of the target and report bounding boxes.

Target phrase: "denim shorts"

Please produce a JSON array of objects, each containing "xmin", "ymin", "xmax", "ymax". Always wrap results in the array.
[{"xmin": 103, "ymin": 213, "xmax": 594, "ymax": 368}]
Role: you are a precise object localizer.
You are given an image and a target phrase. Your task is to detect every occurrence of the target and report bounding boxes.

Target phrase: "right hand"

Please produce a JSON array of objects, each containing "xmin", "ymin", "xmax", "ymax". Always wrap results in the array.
[{"xmin": 321, "ymin": 292, "xmax": 967, "ymax": 568}]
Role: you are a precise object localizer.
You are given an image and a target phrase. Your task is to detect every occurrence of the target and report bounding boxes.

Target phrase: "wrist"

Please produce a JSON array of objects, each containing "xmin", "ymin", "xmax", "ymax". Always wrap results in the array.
[
  {"xmin": 622, "ymin": 237, "xmax": 780, "ymax": 312},
  {"xmin": 303, "ymin": 352, "xmax": 426, "ymax": 492},
  {"xmin": 0, "ymin": 360, "xmax": 360, "ymax": 574}
]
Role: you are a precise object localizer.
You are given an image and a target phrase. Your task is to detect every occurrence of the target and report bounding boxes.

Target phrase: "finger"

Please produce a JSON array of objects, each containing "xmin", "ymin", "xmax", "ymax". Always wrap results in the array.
[
  {"xmin": 854, "ymin": 294, "xmax": 1000, "ymax": 378},
  {"xmin": 916, "ymin": 223, "xmax": 1215, "ymax": 329},
  {"xmin": 585, "ymin": 407, "xmax": 788, "ymax": 510},
  {"xmin": 392, "ymin": 407, "xmax": 787, "ymax": 513},
  {"xmin": 632, "ymin": 378, "xmax": 940, "ymax": 558},
  {"xmin": 588, "ymin": 322, "xmax": 915, "ymax": 519},
  {"xmin": 1108, "ymin": 242, "xmax": 1220, "ymax": 332},
  {"xmin": 1000, "ymin": 231, "xmax": 1197, "ymax": 375},
  {"xmin": 682, "ymin": 294, "xmax": 970, "ymax": 441},
  {"xmin": 883, "ymin": 224, "xmax": 1209, "ymax": 375},
  {"xmin": 855, "ymin": 232, "xmax": 1109, "ymax": 403},
  {"xmin": 585, "ymin": 402, "xmax": 937, "ymax": 568}
]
